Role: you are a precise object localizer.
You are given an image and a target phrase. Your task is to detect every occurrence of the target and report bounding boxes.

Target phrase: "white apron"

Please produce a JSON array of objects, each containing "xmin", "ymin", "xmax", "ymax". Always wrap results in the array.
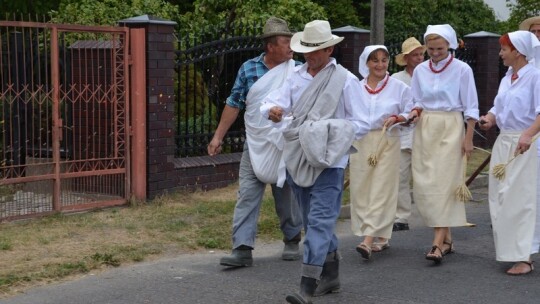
[
  {"xmin": 245, "ymin": 59, "xmax": 294, "ymax": 185},
  {"xmin": 489, "ymin": 132, "xmax": 537, "ymax": 261}
]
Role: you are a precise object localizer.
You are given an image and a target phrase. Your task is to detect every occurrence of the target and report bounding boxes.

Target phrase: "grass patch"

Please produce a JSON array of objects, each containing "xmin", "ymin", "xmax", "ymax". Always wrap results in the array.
[{"xmin": 0, "ymin": 183, "xmax": 286, "ymax": 297}]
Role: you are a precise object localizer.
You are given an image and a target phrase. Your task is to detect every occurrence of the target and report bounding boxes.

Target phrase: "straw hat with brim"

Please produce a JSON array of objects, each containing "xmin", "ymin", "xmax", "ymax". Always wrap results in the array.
[
  {"xmin": 290, "ymin": 20, "xmax": 344, "ymax": 53},
  {"xmin": 259, "ymin": 17, "xmax": 293, "ymax": 39},
  {"xmin": 519, "ymin": 16, "xmax": 540, "ymax": 31},
  {"xmin": 395, "ymin": 37, "xmax": 426, "ymax": 66}
]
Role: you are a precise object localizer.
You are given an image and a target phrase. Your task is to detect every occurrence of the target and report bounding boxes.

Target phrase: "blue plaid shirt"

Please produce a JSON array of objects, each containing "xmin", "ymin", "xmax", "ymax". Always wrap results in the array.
[
  {"xmin": 226, "ymin": 54, "xmax": 301, "ymax": 109},
  {"xmin": 226, "ymin": 53, "xmax": 269, "ymax": 110}
]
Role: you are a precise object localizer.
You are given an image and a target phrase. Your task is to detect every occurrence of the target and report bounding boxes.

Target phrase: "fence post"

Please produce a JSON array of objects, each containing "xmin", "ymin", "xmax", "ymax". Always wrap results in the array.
[
  {"xmin": 332, "ymin": 26, "xmax": 370, "ymax": 79},
  {"xmin": 119, "ymin": 15, "xmax": 177, "ymax": 199},
  {"xmin": 463, "ymin": 31, "xmax": 501, "ymax": 147}
]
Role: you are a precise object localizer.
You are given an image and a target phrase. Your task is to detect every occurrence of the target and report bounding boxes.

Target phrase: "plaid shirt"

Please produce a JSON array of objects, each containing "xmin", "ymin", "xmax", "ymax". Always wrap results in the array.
[{"xmin": 226, "ymin": 53, "xmax": 269, "ymax": 110}]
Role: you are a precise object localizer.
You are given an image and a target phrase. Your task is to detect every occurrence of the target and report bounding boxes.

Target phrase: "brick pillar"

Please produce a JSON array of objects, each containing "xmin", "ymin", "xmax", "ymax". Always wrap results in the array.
[
  {"xmin": 119, "ymin": 15, "xmax": 177, "ymax": 198},
  {"xmin": 463, "ymin": 31, "xmax": 501, "ymax": 147},
  {"xmin": 332, "ymin": 26, "xmax": 370, "ymax": 79}
]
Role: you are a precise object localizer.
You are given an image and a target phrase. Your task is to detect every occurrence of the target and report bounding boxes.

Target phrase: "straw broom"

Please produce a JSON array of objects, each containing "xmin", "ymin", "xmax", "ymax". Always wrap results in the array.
[
  {"xmin": 492, "ymin": 133, "xmax": 540, "ymax": 181},
  {"xmin": 455, "ymin": 154, "xmax": 472, "ymax": 202},
  {"xmin": 367, "ymin": 124, "xmax": 388, "ymax": 167}
]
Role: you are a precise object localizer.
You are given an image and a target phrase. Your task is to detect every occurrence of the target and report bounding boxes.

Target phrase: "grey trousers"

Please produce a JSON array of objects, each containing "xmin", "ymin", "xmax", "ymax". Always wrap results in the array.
[{"xmin": 231, "ymin": 146, "xmax": 302, "ymax": 249}]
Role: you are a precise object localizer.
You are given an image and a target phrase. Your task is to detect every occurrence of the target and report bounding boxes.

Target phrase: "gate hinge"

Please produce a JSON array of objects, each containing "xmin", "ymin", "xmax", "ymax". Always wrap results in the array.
[{"xmin": 128, "ymin": 55, "xmax": 133, "ymax": 65}]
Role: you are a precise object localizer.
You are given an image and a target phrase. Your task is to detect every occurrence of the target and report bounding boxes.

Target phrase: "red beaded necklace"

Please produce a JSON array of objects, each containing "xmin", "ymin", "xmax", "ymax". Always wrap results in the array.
[
  {"xmin": 364, "ymin": 74, "xmax": 389, "ymax": 95},
  {"xmin": 429, "ymin": 54, "xmax": 454, "ymax": 73}
]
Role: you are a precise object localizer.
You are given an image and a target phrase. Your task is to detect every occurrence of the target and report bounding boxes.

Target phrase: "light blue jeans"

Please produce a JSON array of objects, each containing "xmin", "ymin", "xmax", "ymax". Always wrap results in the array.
[
  {"xmin": 287, "ymin": 168, "xmax": 344, "ymax": 279},
  {"xmin": 232, "ymin": 146, "xmax": 302, "ymax": 249}
]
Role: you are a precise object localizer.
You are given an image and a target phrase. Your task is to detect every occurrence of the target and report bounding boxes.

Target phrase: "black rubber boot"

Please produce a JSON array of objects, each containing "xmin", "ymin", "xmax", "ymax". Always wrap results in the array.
[
  {"xmin": 313, "ymin": 251, "xmax": 340, "ymax": 297},
  {"xmin": 219, "ymin": 246, "xmax": 253, "ymax": 267},
  {"xmin": 285, "ymin": 276, "xmax": 318, "ymax": 304},
  {"xmin": 282, "ymin": 233, "xmax": 302, "ymax": 261}
]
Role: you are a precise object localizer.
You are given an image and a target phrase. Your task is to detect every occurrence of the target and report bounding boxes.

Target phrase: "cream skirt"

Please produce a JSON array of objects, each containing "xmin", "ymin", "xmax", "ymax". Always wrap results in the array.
[
  {"xmin": 489, "ymin": 132, "xmax": 537, "ymax": 261},
  {"xmin": 350, "ymin": 129, "xmax": 400, "ymax": 239},
  {"xmin": 412, "ymin": 111, "xmax": 467, "ymax": 227}
]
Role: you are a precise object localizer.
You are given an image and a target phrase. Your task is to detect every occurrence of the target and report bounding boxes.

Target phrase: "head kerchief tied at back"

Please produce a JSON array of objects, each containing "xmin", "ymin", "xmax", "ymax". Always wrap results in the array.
[
  {"xmin": 508, "ymin": 30, "xmax": 540, "ymax": 68},
  {"xmin": 358, "ymin": 45, "xmax": 388, "ymax": 78},
  {"xmin": 424, "ymin": 24, "xmax": 458, "ymax": 50}
]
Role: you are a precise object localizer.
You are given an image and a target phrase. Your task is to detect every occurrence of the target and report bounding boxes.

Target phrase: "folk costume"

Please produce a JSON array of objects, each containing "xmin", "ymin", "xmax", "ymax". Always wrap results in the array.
[
  {"xmin": 410, "ymin": 24, "xmax": 479, "ymax": 228},
  {"xmin": 488, "ymin": 31, "xmax": 540, "ymax": 262},
  {"xmin": 350, "ymin": 45, "xmax": 413, "ymax": 242}
]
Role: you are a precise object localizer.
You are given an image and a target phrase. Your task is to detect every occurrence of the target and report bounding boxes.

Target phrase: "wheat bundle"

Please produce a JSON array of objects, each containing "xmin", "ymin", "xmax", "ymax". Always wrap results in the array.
[
  {"xmin": 492, "ymin": 133, "xmax": 540, "ymax": 181},
  {"xmin": 367, "ymin": 124, "xmax": 388, "ymax": 167}
]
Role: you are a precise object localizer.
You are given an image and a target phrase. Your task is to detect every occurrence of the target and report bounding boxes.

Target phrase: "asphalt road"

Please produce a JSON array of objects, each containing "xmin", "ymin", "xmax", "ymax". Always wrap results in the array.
[{"xmin": 2, "ymin": 178, "xmax": 539, "ymax": 304}]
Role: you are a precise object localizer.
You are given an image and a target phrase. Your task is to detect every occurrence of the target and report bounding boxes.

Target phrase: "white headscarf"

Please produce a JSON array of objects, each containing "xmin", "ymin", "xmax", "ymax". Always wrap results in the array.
[
  {"xmin": 424, "ymin": 24, "xmax": 458, "ymax": 49},
  {"xmin": 508, "ymin": 30, "xmax": 540, "ymax": 69},
  {"xmin": 358, "ymin": 45, "xmax": 388, "ymax": 78}
]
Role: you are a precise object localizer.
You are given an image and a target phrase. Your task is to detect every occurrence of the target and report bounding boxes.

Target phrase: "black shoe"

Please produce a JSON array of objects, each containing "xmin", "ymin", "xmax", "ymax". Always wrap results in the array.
[
  {"xmin": 219, "ymin": 247, "xmax": 253, "ymax": 267},
  {"xmin": 392, "ymin": 222, "xmax": 409, "ymax": 231}
]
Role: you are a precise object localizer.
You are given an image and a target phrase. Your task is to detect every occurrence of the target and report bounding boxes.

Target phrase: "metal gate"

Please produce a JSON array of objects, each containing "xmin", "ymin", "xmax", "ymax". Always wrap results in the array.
[{"xmin": 0, "ymin": 21, "xmax": 130, "ymax": 221}]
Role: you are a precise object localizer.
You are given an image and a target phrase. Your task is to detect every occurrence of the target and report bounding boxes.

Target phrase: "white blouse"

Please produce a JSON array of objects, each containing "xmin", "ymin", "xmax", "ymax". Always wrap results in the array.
[
  {"xmin": 410, "ymin": 54, "xmax": 479, "ymax": 120},
  {"xmin": 358, "ymin": 73, "xmax": 413, "ymax": 130},
  {"xmin": 489, "ymin": 64, "xmax": 540, "ymax": 131}
]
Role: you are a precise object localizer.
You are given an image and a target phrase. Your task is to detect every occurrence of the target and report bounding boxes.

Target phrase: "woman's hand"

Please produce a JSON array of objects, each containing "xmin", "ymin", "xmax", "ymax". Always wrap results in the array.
[
  {"xmin": 462, "ymin": 137, "xmax": 474, "ymax": 158},
  {"xmin": 478, "ymin": 115, "xmax": 494, "ymax": 130},
  {"xmin": 516, "ymin": 133, "xmax": 534, "ymax": 156}
]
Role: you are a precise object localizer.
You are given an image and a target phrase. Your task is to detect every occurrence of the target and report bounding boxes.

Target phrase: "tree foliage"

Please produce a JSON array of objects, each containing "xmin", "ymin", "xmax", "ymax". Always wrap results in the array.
[
  {"xmin": 311, "ymin": 0, "xmax": 363, "ymax": 28},
  {"xmin": 49, "ymin": 0, "xmax": 180, "ymax": 26},
  {"xmin": 178, "ymin": 0, "xmax": 327, "ymax": 37},
  {"xmin": 502, "ymin": 0, "xmax": 540, "ymax": 33},
  {"xmin": 385, "ymin": 0, "xmax": 500, "ymax": 42},
  {"xmin": 0, "ymin": 0, "xmax": 61, "ymax": 15}
]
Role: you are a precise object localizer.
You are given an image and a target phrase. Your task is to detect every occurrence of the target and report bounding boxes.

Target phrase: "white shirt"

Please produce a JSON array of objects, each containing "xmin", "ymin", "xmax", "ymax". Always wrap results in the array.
[
  {"xmin": 489, "ymin": 64, "xmax": 540, "ymax": 131},
  {"xmin": 261, "ymin": 58, "xmax": 370, "ymax": 169},
  {"xmin": 392, "ymin": 70, "xmax": 414, "ymax": 149},
  {"xmin": 410, "ymin": 54, "xmax": 479, "ymax": 120},
  {"xmin": 359, "ymin": 73, "xmax": 413, "ymax": 130}
]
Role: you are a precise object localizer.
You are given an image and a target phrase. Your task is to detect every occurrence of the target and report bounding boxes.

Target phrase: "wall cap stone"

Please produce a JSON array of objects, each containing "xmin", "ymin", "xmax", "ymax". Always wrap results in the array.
[
  {"xmin": 465, "ymin": 31, "xmax": 500, "ymax": 38},
  {"xmin": 118, "ymin": 14, "xmax": 177, "ymax": 26},
  {"xmin": 333, "ymin": 25, "xmax": 370, "ymax": 33}
]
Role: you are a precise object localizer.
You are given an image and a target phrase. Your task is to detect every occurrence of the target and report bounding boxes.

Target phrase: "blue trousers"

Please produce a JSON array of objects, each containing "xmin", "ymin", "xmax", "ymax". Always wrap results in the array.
[
  {"xmin": 287, "ymin": 168, "xmax": 344, "ymax": 279},
  {"xmin": 232, "ymin": 146, "xmax": 302, "ymax": 249}
]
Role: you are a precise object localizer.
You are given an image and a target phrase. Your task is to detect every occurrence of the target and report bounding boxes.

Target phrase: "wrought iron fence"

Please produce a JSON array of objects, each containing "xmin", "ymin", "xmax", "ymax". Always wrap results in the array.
[{"xmin": 175, "ymin": 22, "xmax": 264, "ymax": 157}]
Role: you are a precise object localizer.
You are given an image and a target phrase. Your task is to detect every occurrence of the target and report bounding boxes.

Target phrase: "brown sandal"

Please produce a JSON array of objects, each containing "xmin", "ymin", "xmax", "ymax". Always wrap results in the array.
[
  {"xmin": 507, "ymin": 261, "xmax": 534, "ymax": 276},
  {"xmin": 356, "ymin": 243, "xmax": 372, "ymax": 260},
  {"xmin": 425, "ymin": 245, "xmax": 443, "ymax": 264},
  {"xmin": 442, "ymin": 241, "xmax": 454, "ymax": 256}
]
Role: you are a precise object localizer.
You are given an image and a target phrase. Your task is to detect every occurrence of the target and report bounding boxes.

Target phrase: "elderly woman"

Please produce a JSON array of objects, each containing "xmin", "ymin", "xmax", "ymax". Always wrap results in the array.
[
  {"xmin": 350, "ymin": 45, "xmax": 413, "ymax": 260},
  {"xmin": 407, "ymin": 24, "xmax": 479, "ymax": 264},
  {"xmin": 479, "ymin": 31, "xmax": 540, "ymax": 275}
]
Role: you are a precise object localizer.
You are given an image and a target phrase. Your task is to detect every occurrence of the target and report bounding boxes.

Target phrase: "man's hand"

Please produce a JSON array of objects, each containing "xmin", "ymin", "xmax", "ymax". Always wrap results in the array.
[
  {"xmin": 208, "ymin": 137, "xmax": 223, "ymax": 156},
  {"xmin": 268, "ymin": 106, "xmax": 284, "ymax": 123}
]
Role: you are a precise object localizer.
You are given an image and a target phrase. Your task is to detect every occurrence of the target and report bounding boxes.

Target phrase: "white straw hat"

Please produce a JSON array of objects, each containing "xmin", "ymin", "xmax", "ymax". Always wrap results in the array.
[{"xmin": 290, "ymin": 20, "xmax": 344, "ymax": 53}]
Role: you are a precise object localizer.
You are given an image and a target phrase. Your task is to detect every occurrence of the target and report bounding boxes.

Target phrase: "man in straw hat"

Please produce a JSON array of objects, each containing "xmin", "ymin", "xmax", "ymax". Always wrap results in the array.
[
  {"xmin": 520, "ymin": 16, "xmax": 540, "ymax": 41},
  {"xmin": 208, "ymin": 16, "xmax": 302, "ymax": 268},
  {"xmin": 261, "ymin": 20, "xmax": 369, "ymax": 303},
  {"xmin": 391, "ymin": 37, "xmax": 426, "ymax": 232}
]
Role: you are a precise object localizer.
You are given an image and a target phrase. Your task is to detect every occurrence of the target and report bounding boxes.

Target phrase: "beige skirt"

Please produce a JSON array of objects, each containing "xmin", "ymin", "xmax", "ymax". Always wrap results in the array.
[
  {"xmin": 412, "ymin": 111, "xmax": 467, "ymax": 227},
  {"xmin": 489, "ymin": 132, "xmax": 537, "ymax": 261},
  {"xmin": 350, "ymin": 129, "xmax": 400, "ymax": 239}
]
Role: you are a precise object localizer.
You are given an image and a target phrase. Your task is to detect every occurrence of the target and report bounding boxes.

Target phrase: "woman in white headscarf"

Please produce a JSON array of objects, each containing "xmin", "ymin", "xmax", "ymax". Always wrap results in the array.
[
  {"xmin": 479, "ymin": 31, "xmax": 540, "ymax": 275},
  {"xmin": 407, "ymin": 24, "xmax": 479, "ymax": 264},
  {"xmin": 350, "ymin": 45, "xmax": 413, "ymax": 260}
]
